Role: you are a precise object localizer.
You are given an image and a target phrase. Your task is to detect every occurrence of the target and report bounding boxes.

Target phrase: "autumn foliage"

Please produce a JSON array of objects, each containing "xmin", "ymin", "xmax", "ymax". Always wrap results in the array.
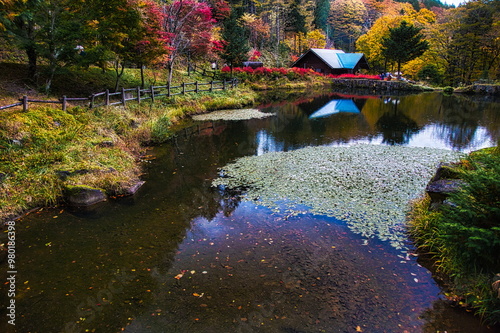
[{"xmin": 1, "ymin": 0, "xmax": 497, "ymax": 89}]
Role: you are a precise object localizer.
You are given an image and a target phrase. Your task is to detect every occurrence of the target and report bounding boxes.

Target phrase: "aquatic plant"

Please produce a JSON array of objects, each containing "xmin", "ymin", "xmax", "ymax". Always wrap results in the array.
[
  {"xmin": 213, "ymin": 144, "xmax": 462, "ymax": 249},
  {"xmin": 192, "ymin": 109, "xmax": 275, "ymax": 121}
]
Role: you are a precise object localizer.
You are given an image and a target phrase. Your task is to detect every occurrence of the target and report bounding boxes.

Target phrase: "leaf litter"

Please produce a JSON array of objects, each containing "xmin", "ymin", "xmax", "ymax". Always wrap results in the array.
[{"xmin": 212, "ymin": 144, "xmax": 462, "ymax": 249}]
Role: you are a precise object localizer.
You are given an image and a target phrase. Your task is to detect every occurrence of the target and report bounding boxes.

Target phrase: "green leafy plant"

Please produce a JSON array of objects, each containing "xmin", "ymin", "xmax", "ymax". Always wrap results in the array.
[{"xmin": 409, "ymin": 147, "xmax": 500, "ymax": 325}]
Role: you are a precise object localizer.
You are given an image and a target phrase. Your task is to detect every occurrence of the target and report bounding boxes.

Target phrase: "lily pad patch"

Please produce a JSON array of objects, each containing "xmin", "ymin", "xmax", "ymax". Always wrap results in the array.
[{"xmin": 213, "ymin": 144, "xmax": 462, "ymax": 249}]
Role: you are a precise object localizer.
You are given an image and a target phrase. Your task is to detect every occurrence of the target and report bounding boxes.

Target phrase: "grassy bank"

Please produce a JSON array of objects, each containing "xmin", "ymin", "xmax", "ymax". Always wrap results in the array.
[
  {"xmin": 0, "ymin": 63, "xmax": 334, "ymax": 221},
  {"xmin": 408, "ymin": 147, "xmax": 500, "ymax": 326},
  {"xmin": 0, "ymin": 86, "xmax": 260, "ymax": 221}
]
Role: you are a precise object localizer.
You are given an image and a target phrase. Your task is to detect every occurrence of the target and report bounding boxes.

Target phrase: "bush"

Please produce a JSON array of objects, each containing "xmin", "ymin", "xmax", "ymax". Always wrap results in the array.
[
  {"xmin": 443, "ymin": 86, "xmax": 454, "ymax": 94},
  {"xmin": 417, "ymin": 64, "xmax": 444, "ymax": 86},
  {"xmin": 439, "ymin": 151, "xmax": 500, "ymax": 271},
  {"xmin": 220, "ymin": 66, "xmax": 381, "ymax": 82},
  {"xmin": 409, "ymin": 148, "xmax": 500, "ymax": 325}
]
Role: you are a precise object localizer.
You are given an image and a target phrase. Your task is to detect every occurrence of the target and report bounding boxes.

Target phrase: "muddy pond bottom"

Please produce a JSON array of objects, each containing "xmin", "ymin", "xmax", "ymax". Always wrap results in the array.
[{"xmin": 121, "ymin": 201, "xmax": 467, "ymax": 333}]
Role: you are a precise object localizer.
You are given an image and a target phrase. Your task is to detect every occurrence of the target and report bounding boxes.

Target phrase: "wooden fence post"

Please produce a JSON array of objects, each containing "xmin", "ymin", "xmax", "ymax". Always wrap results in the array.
[
  {"xmin": 105, "ymin": 89, "xmax": 110, "ymax": 106},
  {"xmin": 210, "ymin": 81, "xmax": 213, "ymax": 92},
  {"xmin": 182, "ymin": 82, "xmax": 186, "ymax": 95},
  {"xmin": 223, "ymin": 79, "xmax": 226, "ymax": 90},
  {"xmin": 90, "ymin": 94, "xmax": 95, "ymax": 108},
  {"xmin": 121, "ymin": 87, "xmax": 126, "ymax": 106},
  {"xmin": 22, "ymin": 95, "xmax": 28, "ymax": 111},
  {"xmin": 195, "ymin": 81, "xmax": 199, "ymax": 93},
  {"xmin": 167, "ymin": 84, "xmax": 171, "ymax": 97},
  {"xmin": 62, "ymin": 96, "xmax": 67, "ymax": 111},
  {"xmin": 150, "ymin": 86, "xmax": 155, "ymax": 103},
  {"xmin": 136, "ymin": 87, "xmax": 141, "ymax": 104}
]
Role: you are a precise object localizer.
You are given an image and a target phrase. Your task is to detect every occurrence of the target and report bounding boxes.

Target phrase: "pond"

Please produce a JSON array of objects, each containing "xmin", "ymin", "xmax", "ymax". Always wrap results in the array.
[{"xmin": 1, "ymin": 91, "xmax": 499, "ymax": 333}]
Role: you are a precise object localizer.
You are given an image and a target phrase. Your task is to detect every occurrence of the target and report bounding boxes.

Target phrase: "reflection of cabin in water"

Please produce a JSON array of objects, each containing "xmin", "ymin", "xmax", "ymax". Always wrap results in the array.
[
  {"xmin": 309, "ymin": 99, "xmax": 361, "ymax": 118},
  {"xmin": 295, "ymin": 94, "xmax": 367, "ymax": 118},
  {"xmin": 291, "ymin": 48, "xmax": 369, "ymax": 75}
]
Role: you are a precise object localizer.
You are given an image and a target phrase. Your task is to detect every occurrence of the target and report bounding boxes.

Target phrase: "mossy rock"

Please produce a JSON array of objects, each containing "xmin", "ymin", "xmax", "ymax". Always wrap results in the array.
[
  {"xmin": 429, "ymin": 162, "xmax": 462, "ymax": 181},
  {"xmin": 64, "ymin": 185, "xmax": 107, "ymax": 206}
]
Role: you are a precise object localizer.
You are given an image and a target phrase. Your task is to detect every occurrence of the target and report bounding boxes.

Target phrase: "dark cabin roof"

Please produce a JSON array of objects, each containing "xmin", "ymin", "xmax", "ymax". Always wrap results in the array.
[{"xmin": 292, "ymin": 48, "xmax": 369, "ymax": 71}]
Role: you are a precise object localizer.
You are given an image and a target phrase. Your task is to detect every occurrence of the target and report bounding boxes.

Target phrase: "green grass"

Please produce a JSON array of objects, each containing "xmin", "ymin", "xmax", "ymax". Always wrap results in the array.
[
  {"xmin": 0, "ymin": 83, "xmax": 258, "ymax": 220},
  {"xmin": 0, "ymin": 105, "xmax": 140, "ymax": 218}
]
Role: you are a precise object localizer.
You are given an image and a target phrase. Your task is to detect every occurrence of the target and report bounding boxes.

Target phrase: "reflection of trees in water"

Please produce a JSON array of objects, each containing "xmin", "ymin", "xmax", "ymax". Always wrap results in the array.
[
  {"xmin": 376, "ymin": 99, "xmax": 420, "ymax": 145},
  {"xmin": 437, "ymin": 95, "xmax": 487, "ymax": 150},
  {"xmin": 433, "ymin": 123, "xmax": 485, "ymax": 151},
  {"xmin": 169, "ymin": 127, "xmax": 248, "ymax": 222}
]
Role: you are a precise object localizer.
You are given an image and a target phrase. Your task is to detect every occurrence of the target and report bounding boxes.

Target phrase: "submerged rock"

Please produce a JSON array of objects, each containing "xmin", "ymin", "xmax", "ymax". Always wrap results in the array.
[
  {"xmin": 124, "ymin": 180, "xmax": 145, "ymax": 195},
  {"xmin": 65, "ymin": 185, "xmax": 107, "ymax": 206}
]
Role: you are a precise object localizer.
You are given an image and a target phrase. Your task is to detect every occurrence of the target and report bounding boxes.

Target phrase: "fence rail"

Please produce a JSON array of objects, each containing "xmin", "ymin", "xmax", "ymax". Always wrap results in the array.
[{"xmin": 0, "ymin": 79, "xmax": 237, "ymax": 112}]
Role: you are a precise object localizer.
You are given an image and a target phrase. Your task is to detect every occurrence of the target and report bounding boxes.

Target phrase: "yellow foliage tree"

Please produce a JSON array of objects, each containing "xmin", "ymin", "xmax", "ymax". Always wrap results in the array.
[
  {"xmin": 304, "ymin": 29, "xmax": 327, "ymax": 49},
  {"xmin": 356, "ymin": 7, "xmax": 436, "ymax": 74}
]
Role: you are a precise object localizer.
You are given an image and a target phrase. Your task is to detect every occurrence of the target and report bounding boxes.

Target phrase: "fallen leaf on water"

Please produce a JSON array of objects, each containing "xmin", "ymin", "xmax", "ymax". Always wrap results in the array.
[
  {"xmin": 193, "ymin": 293, "xmax": 204, "ymax": 297},
  {"xmin": 174, "ymin": 273, "xmax": 184, "ymax": 280},
  {"xmin": 356, "ymin": 326, "xmax": 363, "ymax": 332}
]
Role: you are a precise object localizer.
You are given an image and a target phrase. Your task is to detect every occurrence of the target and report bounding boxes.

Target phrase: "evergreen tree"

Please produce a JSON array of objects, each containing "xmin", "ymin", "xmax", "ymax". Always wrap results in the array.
[
  {"xmin": 287, "ymin": 0, "xmax": 307, "ymax": 35},
  {"xmin": 313, "ymin": 0, "xmax": 329, "ymax": 32},
  {"xmin": 381, "ymin": 20, "xmax": 429, "ymax": 78},
  {"xmin": 221, "ymin": 7, "xmax": 250, "ymax": 69}
]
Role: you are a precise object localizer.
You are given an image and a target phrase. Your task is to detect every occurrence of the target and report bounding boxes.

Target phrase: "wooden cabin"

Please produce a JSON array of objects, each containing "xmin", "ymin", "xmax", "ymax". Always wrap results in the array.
[{"xmin": 291, "ymin": 48, "xmax": 369, "ymax": 75}]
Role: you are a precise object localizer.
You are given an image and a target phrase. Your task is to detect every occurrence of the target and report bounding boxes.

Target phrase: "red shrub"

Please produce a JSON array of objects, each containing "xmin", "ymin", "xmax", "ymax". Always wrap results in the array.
[{"xmin": 222, "ymin": 65, "xmax": 381, "ymax": 81}]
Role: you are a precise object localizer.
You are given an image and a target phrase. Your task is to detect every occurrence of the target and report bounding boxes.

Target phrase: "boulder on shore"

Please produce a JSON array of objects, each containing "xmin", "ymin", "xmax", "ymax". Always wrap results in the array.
[{"xmin": 425, "ymin": 162, "xmax": 465, "ymax": 209}]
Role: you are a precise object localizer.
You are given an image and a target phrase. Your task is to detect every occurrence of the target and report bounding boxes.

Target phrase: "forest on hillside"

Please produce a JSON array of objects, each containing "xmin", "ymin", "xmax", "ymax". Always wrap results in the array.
[{"xmin": 0, "ymin": 0, "xmax": 499, "ymax": 90}]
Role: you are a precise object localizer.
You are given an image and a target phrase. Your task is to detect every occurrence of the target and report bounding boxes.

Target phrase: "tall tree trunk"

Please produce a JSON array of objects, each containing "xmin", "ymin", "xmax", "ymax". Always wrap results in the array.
[
  {"xmin": 167, "ymin": 61, "xmax": 174, "ymax": 87},
  {"xmin": 114, "ymin": 61, "xmax": 125, "ymax": 92},
  {"xmin": 26, "ymin": 45, "xmax": 37, "ymax": 79},
  {"xmin": 140, "ymin": 64, "xmax": 145, "ymax": 89},
  {"xmin": 45, "ymin": 64, "xmax": 57, "ymax": 95}
]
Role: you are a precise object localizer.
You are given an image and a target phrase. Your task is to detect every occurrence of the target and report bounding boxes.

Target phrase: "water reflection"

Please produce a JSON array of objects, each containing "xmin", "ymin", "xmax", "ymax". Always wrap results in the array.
[
  {"xmin": 254, "ymin": 92, "xmax": 499, "ymax": 153},
  {"xmin": 256, "ymin": 130, "xmax": 284, "ymax": 155},
  {"xmin": 309, "ymin": 99, "xmax": 362, "ymax": 118},
  {"xmin": 372, "ymin": 98, "xmax": 419, "ymax": 144}
]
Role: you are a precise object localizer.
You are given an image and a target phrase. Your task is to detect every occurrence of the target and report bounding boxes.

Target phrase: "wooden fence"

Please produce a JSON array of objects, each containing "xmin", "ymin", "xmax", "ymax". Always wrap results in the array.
[{"xmin": 0, "ymin": 79, "xmax": 237, "ymax": 112}]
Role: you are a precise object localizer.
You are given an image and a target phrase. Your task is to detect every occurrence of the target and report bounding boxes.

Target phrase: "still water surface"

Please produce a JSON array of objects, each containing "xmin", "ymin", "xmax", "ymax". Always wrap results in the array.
[{"xmin": 1, "ymin": 91, "xmax": 499, "ymax": 333}]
